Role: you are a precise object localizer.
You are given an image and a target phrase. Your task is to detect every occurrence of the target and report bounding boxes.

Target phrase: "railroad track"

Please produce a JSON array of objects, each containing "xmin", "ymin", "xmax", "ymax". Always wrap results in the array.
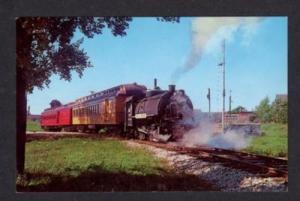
[{"xmin": 134, "ymin": 140, "xmax": 288, "ymax": 178}]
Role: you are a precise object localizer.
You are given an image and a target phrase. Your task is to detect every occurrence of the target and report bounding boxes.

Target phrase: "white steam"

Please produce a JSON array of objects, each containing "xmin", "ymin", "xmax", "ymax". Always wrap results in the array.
[
  {"xmin": 171, "ymin": 17, "xmax": 264, "ymax": 83},
  {"xmin": 179, "ymin": 118, "xmax": 253, "ymax": 150}
]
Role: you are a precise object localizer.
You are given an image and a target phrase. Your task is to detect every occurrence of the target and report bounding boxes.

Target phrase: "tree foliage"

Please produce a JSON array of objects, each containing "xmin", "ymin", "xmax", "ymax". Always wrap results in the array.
[
  {"xmin": 17, "ymin": 17, "xmax": 179, "ymax": 92},
  {"xmin": 255, "ymin": 96, "xmax": 287, "ymax": 124},
  {"xmin": 255, "ymin": 97, "xmax": 272, "ymax": 123},
  {"xmin": 271, "ymin": 98, "xmax": 288, "ymax": 123},
  {"xmin": 17, "ymin": 17, "xmax": 132, "ymax": 92},
  {"xmin": 50, "ymin": 99, "xmax": 62, "ymax": 108}
]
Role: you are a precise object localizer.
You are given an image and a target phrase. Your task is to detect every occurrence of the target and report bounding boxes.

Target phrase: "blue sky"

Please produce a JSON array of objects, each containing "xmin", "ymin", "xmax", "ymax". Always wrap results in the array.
[{"xmin": 27, "ymin": 17, "xmax": 287, "ymax": 114}]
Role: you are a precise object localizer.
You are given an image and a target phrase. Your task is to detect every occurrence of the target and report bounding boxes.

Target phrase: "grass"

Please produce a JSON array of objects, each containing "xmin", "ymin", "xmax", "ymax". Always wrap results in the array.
[
  {"xmin": 27, "ymin": 120, "xmax": 42, "ymax": 132},
  {"xmin": 17, "ymin": 137, "xmax": 214, "ymax": 191},
  {"xmin": 25, "ymin": 138, "xmax": 165, "ymax": 176},
  {"xmin": 244, "ymin": 123, "xmax": 287, "ymax": 157}
]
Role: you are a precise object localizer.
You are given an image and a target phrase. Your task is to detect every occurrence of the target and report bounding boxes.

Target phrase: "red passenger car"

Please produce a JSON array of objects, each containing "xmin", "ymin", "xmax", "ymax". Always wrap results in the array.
[{"xmin": 40, "ymin": 101, "xmax": 74, "ymax": 131}]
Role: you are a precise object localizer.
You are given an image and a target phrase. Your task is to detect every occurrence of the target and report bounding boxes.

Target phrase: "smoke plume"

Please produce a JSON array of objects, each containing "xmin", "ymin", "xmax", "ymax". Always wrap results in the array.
[
  {"xmin": 179, "ymin": 118, "xmax": 253, "ymax": 150},
  {"xmin": 171, "ymin": 17, "xmax": 263, "ymax": 83}
]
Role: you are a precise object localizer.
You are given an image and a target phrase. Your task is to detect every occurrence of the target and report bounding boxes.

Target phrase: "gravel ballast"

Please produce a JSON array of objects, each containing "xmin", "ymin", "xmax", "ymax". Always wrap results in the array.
[{"xmin": 125, "ymin": 140, "xmax": 288, "ymax": 192}]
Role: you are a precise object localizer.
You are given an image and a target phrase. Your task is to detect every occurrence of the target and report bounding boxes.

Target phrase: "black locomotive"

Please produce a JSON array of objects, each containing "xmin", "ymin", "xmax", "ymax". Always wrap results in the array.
[{"xmin": 124, "ymin": 80, "xmax": 194, "ymax": 141}]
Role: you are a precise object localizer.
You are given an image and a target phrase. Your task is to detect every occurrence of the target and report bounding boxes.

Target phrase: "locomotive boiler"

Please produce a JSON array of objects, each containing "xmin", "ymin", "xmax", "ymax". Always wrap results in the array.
[{"xmin": 40, "ymin": 79, "xmax": 194, "ymax": 142}]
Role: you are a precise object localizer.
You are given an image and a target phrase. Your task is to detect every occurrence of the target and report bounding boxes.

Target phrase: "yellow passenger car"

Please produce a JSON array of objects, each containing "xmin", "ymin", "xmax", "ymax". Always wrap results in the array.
[{"xmin": 72, "ymin": 84, "xmax": 146, "ymax": 131}]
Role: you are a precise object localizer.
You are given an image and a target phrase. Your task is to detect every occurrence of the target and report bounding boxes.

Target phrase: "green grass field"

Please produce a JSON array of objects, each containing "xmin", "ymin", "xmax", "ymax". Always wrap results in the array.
[
  {"xmin": 27, "ymin": 120, "xmax": 42, "ymax": 131},
  {"xmin": 17, "ymin": 137, "xmax": 212, "ymax": 191},
  {"xmin": 244, "ymin": 123, "xmax": 288, "ymax": 157}
]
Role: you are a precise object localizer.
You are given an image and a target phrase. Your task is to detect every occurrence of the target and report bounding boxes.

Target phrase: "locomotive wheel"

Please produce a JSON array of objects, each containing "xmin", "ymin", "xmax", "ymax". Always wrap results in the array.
[
  {"xmin": 149, "ymin": 134, "xmax": 155, "ymax": 141},
  {"xmin": 138, "ymin": 132, "xmax": 146, "ymax": 140}
]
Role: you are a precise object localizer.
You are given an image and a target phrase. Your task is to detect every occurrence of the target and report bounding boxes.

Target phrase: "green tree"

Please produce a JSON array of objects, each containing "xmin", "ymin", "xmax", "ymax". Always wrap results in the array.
[
  {"xmin": 17, "ymin": 17, "xmax": 179, "ymax": 174},
  {"xmin": 255, "ymin": 97, "xmax": 272, "ymax": 123},
  {"xmin": 271, "ymin": 99, "xmax": 288, "ymax": 123}
]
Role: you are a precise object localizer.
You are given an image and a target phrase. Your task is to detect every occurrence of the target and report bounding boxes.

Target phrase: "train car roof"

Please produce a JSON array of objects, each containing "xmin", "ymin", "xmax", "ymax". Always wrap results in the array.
[
  {"xmin": 42, "ymin": 102, "xmax": 75, "ymax": 113},
  {"xmin": 41, "ymin": 83, "xmax": 147, "ymax": 113},
  {"xmin": 73, "ymin": 83, "xmax": 147, "ymax": 107}
]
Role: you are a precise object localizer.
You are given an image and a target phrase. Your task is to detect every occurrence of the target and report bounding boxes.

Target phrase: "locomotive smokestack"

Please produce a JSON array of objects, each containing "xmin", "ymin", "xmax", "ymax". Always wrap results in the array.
[
  {"xmin": 154, "ymin": 78, "xmax": 157, "ymax": 89},
  {"xmin": 169, "ymin": 85, "xmax": 175, "ymax": 93}
]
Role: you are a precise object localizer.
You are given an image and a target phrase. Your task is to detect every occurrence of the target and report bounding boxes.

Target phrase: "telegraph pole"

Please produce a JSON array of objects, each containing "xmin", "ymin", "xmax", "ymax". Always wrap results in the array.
[
  {"xmin": 229, "ymin": 90, "xmax": 232, "ymax": 114},
  {"xmin": 229, "ymin": 90, "xmax": 232, "ymax": 124},
  {"xmin": 207, "ymin": 88, "xmax": 211, "ymax": 115},
  {"xmin": 218, "ymin": 39, "xmax": 226, "ymax": 134}
]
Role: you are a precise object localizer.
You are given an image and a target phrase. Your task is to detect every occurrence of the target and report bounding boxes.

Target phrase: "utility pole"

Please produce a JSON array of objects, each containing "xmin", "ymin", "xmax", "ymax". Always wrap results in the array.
[
  {"xmin": 229, "ymin": 90, "xmax": 232, "ymax": 114},
  {"xmin": 207, "ymin": 88, "xmax": 211, "ymax": 115},
  {"xmin": 218, "ymin": 39, "xmax": 226, "ymax": 134},
  {"xmin": 229, "ymin": 90, "xmax": 232, "ymax": 124}
]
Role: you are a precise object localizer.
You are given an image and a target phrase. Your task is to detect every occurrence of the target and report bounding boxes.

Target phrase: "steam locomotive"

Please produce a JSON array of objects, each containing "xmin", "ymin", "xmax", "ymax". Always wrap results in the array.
[{"xmin": 40, "ymin": 79, "xmax": 194, "ymax": 142}]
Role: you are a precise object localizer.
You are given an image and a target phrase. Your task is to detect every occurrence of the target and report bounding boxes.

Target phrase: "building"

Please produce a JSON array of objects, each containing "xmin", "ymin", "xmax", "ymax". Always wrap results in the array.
[
  {"xmin": 195, "ymin": 111, "xmax": 257, "ymax": 124},
  {"xmin": 27, "ymin": 114, "xmax": 41, "ymax": 122},
  {"xmin": 275, "ymin": 94, "xmax": 287, "ymax": 103}
]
